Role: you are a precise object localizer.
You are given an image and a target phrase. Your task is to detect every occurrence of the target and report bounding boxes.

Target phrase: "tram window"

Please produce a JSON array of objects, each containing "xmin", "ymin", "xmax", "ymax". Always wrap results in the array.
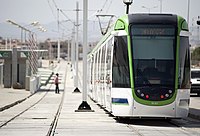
[
  {"xmin": 112, "ymin": 36, "xmax": 130, "ymax": 88},
  {"xmin": 179, "ymin": 36, "xmax": 190, "ymax": 89},
  {"xmin": 131, "ymin": 31, "xmax": 176, "ymax": 88}
]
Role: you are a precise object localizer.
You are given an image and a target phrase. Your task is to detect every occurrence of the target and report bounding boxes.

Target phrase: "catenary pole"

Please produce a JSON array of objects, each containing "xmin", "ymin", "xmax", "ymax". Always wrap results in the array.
[
  {"xmin": 76, "ymin": 0, "xmax": 93, "ymax": 111},
  {"xmin": 57, "ymin": 8, "xmax": 60, "ymax": 62},
  {"xmin": 74, "ymin": 1, "xmax": 80, "ymax": 92},
  {"xmin": 71, "ymin": 26, "xmax": 75, "ymax": 79},
  {"xmin": 82, "ymin": 0, "xmax": 88, "ymax": 102},
  {"xmin": 187, "ymin": 0, "xmax": 190, "ymax": 25},
  {"xmin": 67, "ymin": 39, "xmax": 70, "ymax": 63},
  {"xmin": 159, "ymin": 0, "xmax": 163, "ymax": 13}
]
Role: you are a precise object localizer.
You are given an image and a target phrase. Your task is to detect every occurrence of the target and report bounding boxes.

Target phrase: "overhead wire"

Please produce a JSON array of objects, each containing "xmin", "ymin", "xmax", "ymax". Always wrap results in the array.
[
  {"xmin": 46, "ymin": 0, "xmax": 57, "ymax": 20},
  {"xmin": 88, "ymin": 0, "xmax": 111, "ymax": 34},
  {"xmin": 106, "ymin": 0, "xmax": 113, "ymax": 13},
  {"xmin": 52, "ymin": 0, "xmax": 59, "ymax": 9},
  {"xmin": 59, "ymin": 9, "xmax": 75, "ymax": 26},
  {"xmin": 100, "ymin": 0, "xmax": 109, "ymax": 14},
  {"xmin": 49, "ymin": 0, "xmax": 76, "ymax": 36}
]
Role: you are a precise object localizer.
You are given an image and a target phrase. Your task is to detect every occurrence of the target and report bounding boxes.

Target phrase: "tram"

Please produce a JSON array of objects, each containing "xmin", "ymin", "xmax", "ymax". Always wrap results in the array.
[{"xmin": 87, "ymin": 14, "xmax": 191, "ymax": 118}]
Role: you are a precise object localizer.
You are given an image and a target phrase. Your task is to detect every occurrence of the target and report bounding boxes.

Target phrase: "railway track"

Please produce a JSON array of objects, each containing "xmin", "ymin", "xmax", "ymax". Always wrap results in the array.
[
  {"xmin": 0, "ymin": 88, "xmax": 50, "ymax": 128},
  {"xmin": 46, "ymin": 65, "xmax": 67, "ymax": 136},
  {"xmin": 46, "ymin": 82, "xmax": 65, "ymax": 136},
  {"xmin": 0, "ymin": 63, "xmax": 67, "ymax": 136}
]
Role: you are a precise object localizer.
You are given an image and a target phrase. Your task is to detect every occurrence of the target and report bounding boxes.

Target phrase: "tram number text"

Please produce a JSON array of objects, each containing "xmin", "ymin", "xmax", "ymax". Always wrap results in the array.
[{"xmin": 151, "ymin": 102, "xmax": 159, "ymax": 105}]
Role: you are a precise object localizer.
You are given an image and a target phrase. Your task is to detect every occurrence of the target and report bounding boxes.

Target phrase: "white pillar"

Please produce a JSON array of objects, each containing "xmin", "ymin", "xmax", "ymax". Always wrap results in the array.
[
  {"xmin": 57, "ymin": 8, "xmax": 60, "ymax": 62},
  {"xmin": 5, "ymin": 38, "xmax": 8, "ymax": 49},
  {"xmin": 67, "ymin": 39, "xmax": 70, "ymax": 63},
  {"xmin": 82, "ymin": 0, "xmax": 88, "ymax": 101},
  {"xmin": 76, "ymin": 0, "xmax": 93, "ymax": 111},
  {"xmin": 159, "ymin": 0, "xmax": 163, "ymax": 13},
  {"xmin": 74, "ymin": 1, "xmax": 79, "ymax": 91},
  {"xmin": 187, "ymin": 0, "xmax": 190, "ymax": 25},
  {"xmin": 72, "ymin": 27, "xmax": 76, "ymax": 85},
  {"xmin": 9, "ymin": 38, "xmax": 12, "ymax": 49},
  {"xmin": 57, "ymin": 38, "xmax": 60, "ymax": 62}
]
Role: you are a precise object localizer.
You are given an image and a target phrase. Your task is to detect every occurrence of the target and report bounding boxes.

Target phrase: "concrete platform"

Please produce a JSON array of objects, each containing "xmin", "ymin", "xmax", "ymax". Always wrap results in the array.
[{"xmin": 0, "ymin": 60, "xmax": 200, "ymax": 136}]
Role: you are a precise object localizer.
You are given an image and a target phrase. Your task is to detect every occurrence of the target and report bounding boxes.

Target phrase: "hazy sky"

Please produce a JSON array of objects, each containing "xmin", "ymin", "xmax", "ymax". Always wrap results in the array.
[
  {"xmin": 0, "ymin": 0, "xmax": 199, "ymax": 41},
  {"xmin": 0, "ymin": 0, "xmax": 199, "ymax": 24}
]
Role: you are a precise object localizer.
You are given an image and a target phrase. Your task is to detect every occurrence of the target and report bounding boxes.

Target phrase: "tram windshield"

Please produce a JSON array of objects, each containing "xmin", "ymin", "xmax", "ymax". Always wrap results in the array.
[{"xmin": 131, "ymin": 25, "xmax": 176, "ymax": 88}]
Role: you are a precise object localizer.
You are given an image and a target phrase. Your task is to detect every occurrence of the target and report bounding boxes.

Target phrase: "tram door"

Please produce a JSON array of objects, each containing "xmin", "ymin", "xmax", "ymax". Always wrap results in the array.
[{"xmin": 105, "ymin": 37, "xmax": 114, "ymax": 111}]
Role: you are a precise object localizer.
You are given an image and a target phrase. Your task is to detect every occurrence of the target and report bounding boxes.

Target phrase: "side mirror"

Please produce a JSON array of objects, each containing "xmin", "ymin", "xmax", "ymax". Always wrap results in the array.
[{"xmin": 197, "ymin": 20, "xmax": 200, "ymax": 25}]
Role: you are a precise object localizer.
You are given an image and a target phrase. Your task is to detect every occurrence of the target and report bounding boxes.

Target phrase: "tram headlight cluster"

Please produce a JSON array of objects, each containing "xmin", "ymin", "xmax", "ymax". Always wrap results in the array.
[{"xmin": 135, "ymin": 87, "xmax": 174, "ymax": 101}]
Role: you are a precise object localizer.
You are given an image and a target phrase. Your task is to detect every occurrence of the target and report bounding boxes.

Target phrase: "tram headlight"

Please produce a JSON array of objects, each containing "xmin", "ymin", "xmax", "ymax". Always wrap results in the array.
[
  {"xmin": 137, "ymin": 89, "xmax": 141, "ymax": 93},
  {"xmin": 165, "ymin": 94, "xmax": 169, "ymax": 97}
]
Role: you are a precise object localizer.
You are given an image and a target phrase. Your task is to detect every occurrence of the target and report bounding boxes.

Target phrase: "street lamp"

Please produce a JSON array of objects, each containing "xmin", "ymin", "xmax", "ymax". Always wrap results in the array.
[
  {"xmin": 123, "ymin": 0, "xmax": 133, "ymax": 14},
  {"xmin": 142, "ymin": 5, "xmax": 158, "ymax": 13},
  {"xmin": 37, "ymin": 26, "xmax": 47, "ymax": 32},
  {"xmin": 6, "ymin": 19, "xmax": 47, "ymax": 76},
  {"xmin": 7, "ymin": 19, "xmax": 31, "ymax": 43},
  {"xmin": 30, "ymin": 21, "xmax": 39, "ymax": 26}
]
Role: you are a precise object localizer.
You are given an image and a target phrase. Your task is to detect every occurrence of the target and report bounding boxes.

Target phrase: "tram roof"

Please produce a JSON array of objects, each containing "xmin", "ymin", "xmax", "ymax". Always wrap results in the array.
[{"xmin": 128, "ymin": 14, "xmax": 177, "ymax": 25}]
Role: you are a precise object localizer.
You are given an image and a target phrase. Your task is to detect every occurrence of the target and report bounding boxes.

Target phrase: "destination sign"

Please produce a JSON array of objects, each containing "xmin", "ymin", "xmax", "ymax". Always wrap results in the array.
[
  {"xmin": 142, "ymin": 28, "xmax": 165, "ymax": 35},
  {"xmin": 131, "ymin": 25, "xmax": 175, "ymax": 36}
]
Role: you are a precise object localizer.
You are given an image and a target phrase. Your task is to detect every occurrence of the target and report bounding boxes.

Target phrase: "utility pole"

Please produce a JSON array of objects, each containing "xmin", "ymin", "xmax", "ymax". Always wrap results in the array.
[
  {"xmin": 76, "ymin": 0, "xmax": 93, "ymax": 112},
  {"xmin": 74, "ymin": 1, "xmax": 81, "ymax": 92},
  {"xmin": 71, "ymin": 26, "xmax": 75, "ymax": 74},
  {"xmin": 187, "ymin": 0, "xmax": 190, "ymax": 25},
  {"xmin": 158, "ymin": 0, "xmax": 163, "ymax": 13},
  {"xmin": 67, "ymin": 39, "xmax": 71, "ymax": 63},
  {"xmin": 57, "ymin": 8, "xmax": 61, "ymax": 62},
  {"xmin": 5, "ymin": 38, "xmax": 8, "ymax": 49}
]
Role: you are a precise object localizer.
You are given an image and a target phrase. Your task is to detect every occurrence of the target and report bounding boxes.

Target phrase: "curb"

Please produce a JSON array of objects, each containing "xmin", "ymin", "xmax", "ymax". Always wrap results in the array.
[{"xmin": 0, "ymin": 94, "xmax": 33, "ymax": 112}]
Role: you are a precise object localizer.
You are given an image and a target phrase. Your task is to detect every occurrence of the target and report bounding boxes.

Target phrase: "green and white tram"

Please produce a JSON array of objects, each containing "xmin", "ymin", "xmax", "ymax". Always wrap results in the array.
[{"xmin": 88, "ymin": 14, "xmax": 190, "ymax": 118}]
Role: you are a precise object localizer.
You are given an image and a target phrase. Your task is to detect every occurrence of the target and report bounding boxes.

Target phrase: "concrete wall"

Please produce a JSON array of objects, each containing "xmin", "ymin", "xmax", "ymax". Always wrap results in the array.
[
  {"xmin": 30, "ymin": 75, "xmax": 41, "ymax": 94},
  {"xmin": 18, "ymin": 59, "xmax": 26, "ymax": 88},
  {"xmin": 0, "ymin": 64, "xmax": 3, "ymax": 87},
  {"xmin": 2, "ymin": 48, "xmax": 27, "ymax": 89},
  {"xmin": 4, "ymin": 59, "xmax": 12, "ymax": 88},
  {"xmin": 12, "ymin": 47, "xmax": 17, "ymax": 87}
]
